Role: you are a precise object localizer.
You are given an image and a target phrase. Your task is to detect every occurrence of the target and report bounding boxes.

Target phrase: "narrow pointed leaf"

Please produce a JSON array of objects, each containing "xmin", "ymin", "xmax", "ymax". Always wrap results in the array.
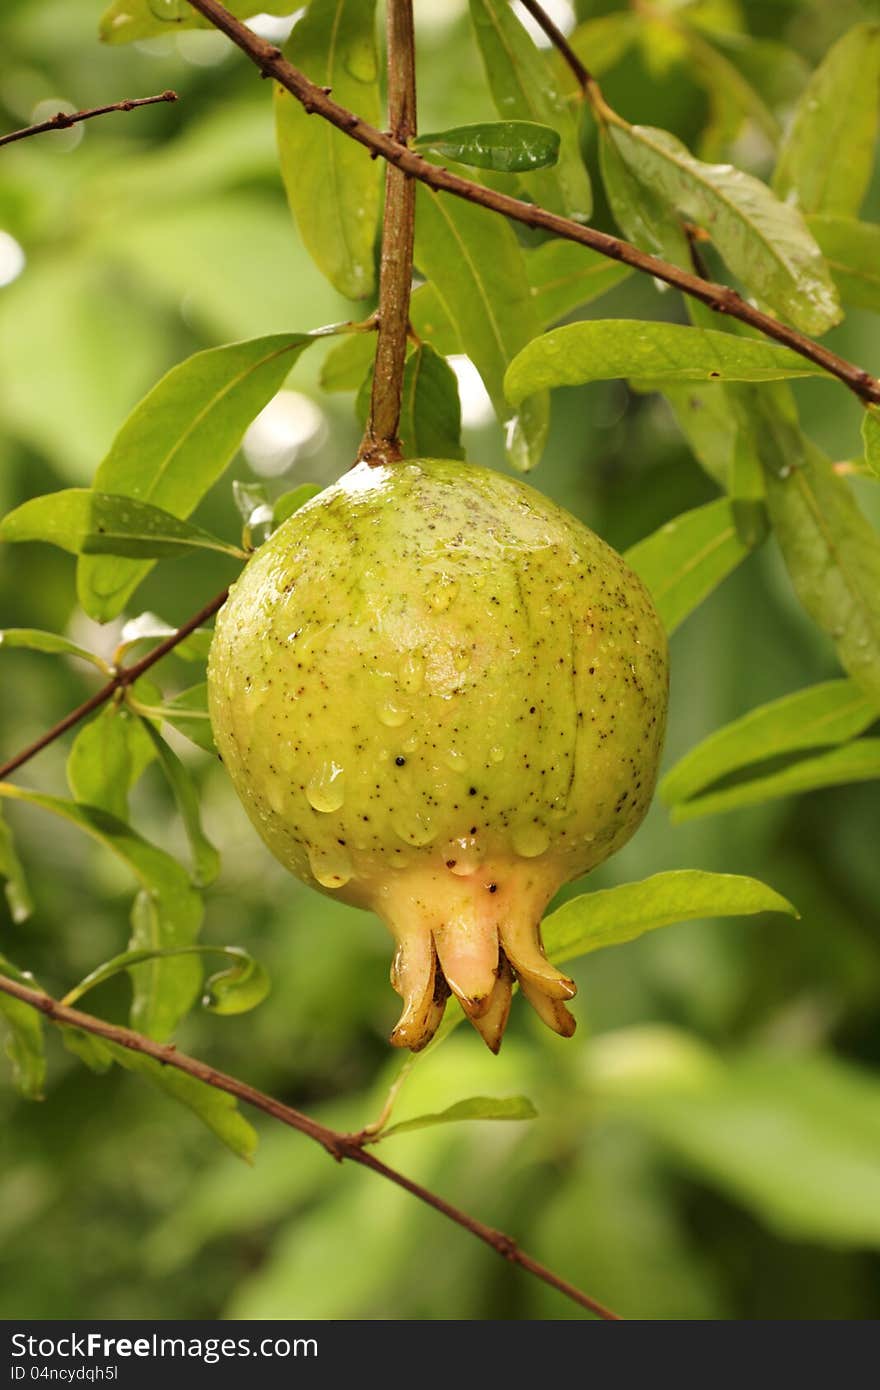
[
  {"xmin": 671, "ymin": 740, "xmax": 880, "ymax": 823},
  {"xmin": 0, "ymin": 785, "xmax": 203, "ymax": 1039},
  {"xmin": 140, "ymin": 721, "xmax": 220, "ymax": 886},
  {"xmin": 413, "ymin": 121, "xmax": 560, "ymax": 173},
  {"xmin": 1, "ymin": 490, "xmax": 242, "ymax": 561},
  {"xmin": 275, "ymin": 0, "xmax": 380, "ymax": 299},
  {"xmin": 505, "ymin": 320, "xmax": 823, "ymax": 405},
  {"xmin": 414, "ymin": 179, "xmax": 548, "ymax": 470},
  {"xmin": 398, "ymin": 346, "xmax": 464, "ymax": 461},
  {"xmin": 379, "ymin": 1094, "xmax": 537, "ymax": 1141},
  {"xmin": 141, "ymin": 683, "xmax": 215, "ymax": 755},
  {"xmin": 605, "ymin": 120, "xmax": 841, "ymax": 334},
  {"xmin": 469, "ymin": 0, "xmax": 591, "ymax": 221},
  {"xmin": 78, "ymin": 334, "xmax": 316, "ymax": 621},
  {"xmin": 864, "ymin": 409, "xmax": 880, "ymax": 480},
  {"xmin": 524, "ymin": 241, "xmax": 632, "ymax": 326},
  {"xmin": 0, "ymin": 956, "xmax": 46, "ymax": 1100},
  {"xmin": 0, "ymin": 811, "xmax": 33, "ymax": 925},
  {"xmin": 752, "ymin": 394, "xmax": 880, "ymax": 702},
  {"xmin": 773, "ymin": 24, "xmax": 880, "ymax": 217},
  {"xmin": 0, "ymin": 629, "xmax": 107, "ymax": 671},
  {"xmin": 542, "ymin": 871, "xmax": 797, "ymax": 967},
  {"xmin": 807, "ymin": 215, "xmax": 880, "ymax": 314},
  {"xmin": 662, "ymin": 679, "xmax": 880, "ymax": 808},
  {"xmin": 625, "ymin": 499, "xmax": 762, "ymax": 634}
]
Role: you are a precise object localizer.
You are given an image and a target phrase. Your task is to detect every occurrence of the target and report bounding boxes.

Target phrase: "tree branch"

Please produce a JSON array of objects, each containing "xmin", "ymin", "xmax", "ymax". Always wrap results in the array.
[
  {"xmin": 517, "ymin": 0, "xmax": 591, "ymax": 89},
  {"xmin": 179, "ymin": 0, "xmax": 880, "ymax": 407},
  {"xmin": 0, "ymin": 91, "xmax": 178, "ymax": 150},
  {"xmin": 0, "ymin": 588, "xmax": 228, "ymax": 782},
  {"xmin": 359, "ymin": 0, "xmax": 418, "ymax": 467},
  {"xmin": 0, "ymin": 971, "xmax": 620, "ymax": 1321}
]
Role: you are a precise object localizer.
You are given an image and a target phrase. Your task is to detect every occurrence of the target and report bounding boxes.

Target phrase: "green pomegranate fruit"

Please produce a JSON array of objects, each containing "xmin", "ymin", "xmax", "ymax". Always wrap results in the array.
[{"xmin": 208, "ymin": 459, "xmax": 668, "ymax": 1051}]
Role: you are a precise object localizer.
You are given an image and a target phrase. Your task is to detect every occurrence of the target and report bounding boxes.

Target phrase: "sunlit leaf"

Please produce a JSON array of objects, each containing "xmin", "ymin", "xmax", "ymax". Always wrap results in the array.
[
  {"xmin": 0, "ymin": 490, "xmax": 242, "ymax": 561},
  {"xmin": 604, "ymin": 119, "xmax": 841, "ymax": 334},
  {"xmin": 625, "ymin": 499, "xmax": 763, "ymax": 634},
  {"xmin": 398, "ymin": 346, "xmax": 464, "ymax": 461},
  {"xmin": 662, "ymin": 679, "xmax": 880, "ymax": 808},
  {"xmin": 414, "ymin": 177, "xmax": 548, "ymax": 471},
  {"xmin": 670, "ymin": 740, "xmax": 880, "ymax": 823},
  {"xmin": 469, "ymin": 0, "xmax": 592, "ymax": 221},
  {"xmin": 139, "ymin": 722, "xmax": 220, "ymax": 887},
  {"xmin": 0, "ymin": 810, "xmax": 33, "ymax": 925},
  {"xmin": 542, "ymin": 871, "xmax": 797, "ymax": 967},
  {"xmin": 0, "ymin": 786, "xmax": 203, "ymax": 1040},
  {"xmin": 773, "ymin": 24, "xmax": 880, "ymax": 217},
  {"xmin": 67, "ymin": 705, "xmax": 156, "ymax": 822},
  {"xmin": 146, "ymin": 683, "xmax": 216, "ymax": 755},
  {"xmin": 115, "ymin": 612, "xmax": 214, "ymax": 665},
  {"xmin": 0, "ymin": 955, "xmax": 46, "ymax": 1100},
  {"xmin": 599, "ymin": 127, "xmax": 691, "ymax": 267},
  {"xmin": 505, "ymin": 320, "xmax": 823, "ymax": 404},
  {"xmin": 0, "ymin": 629, "xmax": 107, "ymax": 671},
  {"xmin": 413, "ymin": 121, "xmax": 560, "ymax": 173},
  {"xmin": 99, "ymin": 0, "xmax": 293, "ymax": 45},
  {"xmin": 275, "ymin": 0, "xmax": 380, "ymax": 299},
  {"xmin": 78, "ymin": 335, "xmax": 316, "ymax": 621},
  {"xmin": 807, "ymin": 215, "xmax": 880, "ymax": 314},
  {"xmin": 378, "ymin": 1094, "xmax": 537, "ymax": 1141}
]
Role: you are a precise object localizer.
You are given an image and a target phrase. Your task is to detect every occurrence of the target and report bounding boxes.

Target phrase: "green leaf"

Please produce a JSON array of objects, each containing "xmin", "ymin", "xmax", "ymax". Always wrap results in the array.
[
  {"xmin": 678, "ymin": 25, "xmax": 781, "ymax": 146},
  {"xmin": 807, "ymin": 215, "xmax": 880, "ymax": 314},
  {"xmin": 0, "ymin": 785, "xmax": 203, "ymax": 1040},
  {"xmin": 115, "ymin": 612, "xmax": 213, "ymax": 665},
  {"xmin": 0, "ymin": 955, "xmax": 46, "ymax": 1100},
  {"xmin": 102, "ymin": 1039, "xmax": 258, "ymax": 1161},
  {"xmin": 379, "ymin": 1094, "xmax": 537, "ymax": 1141},
  {"xmin": 273, "ymin": 484, "xmax": 322, "ymax": 528},
  {"xmin": 202, "ymin": 948, "xmax": 271, "ymax": 1017},
  {"xmin": 398, "ymin": 346, "xmax": 464, "ymax": 461},
  {"xmin": 773, "ymin": 24, "xmax": 880, "ymax": 217},
  {"xmin": 604, "ymin": 120, "xmax": 841, "ymax": 334},
  {"xmin": 505, "ymin": 320, "xmax": 823, "ymax": 405},
  {"xmin": 413, "ymin": 121, "xmax": 560, "ymax": 173},
  {"xmin": 864, "ymin": 409, "xmax": 880, "ymax": 480},
  {"xmin": 599, "ymin": 127, "xmax": 691, "ymax": 266},
  {"xmin": 139, "ymin": 721, "xmax": 220, "ymax": 887},
  {"xmin": 0, "ymin": 810, "xmax": 33, "ymax": 925},
  {"xmin": 627, "ymin": 1052, "xmax": 880, "ymax": 1247},
  {"xmin": 469, "ymin": 0, "xmax": 591, "ymax": 221},
  {"xmin": 148, "ymin": 683, "xmax": 216, "ymax": 755},
  {"xmin": 652, "ymin": 383, "xmax": 734, "ymax": 489},
  {"xmin": 61, "ymin": 1027, "xmax": 115, "ymax": 1075},
  {"xmin": 414, "ymin": 178, "xmax": 548, "ymax": 471},
  {"xmin": 99, "ymin": 0, "xmax": 293, "ymax": 45},
  {"xmin": 542, "ymin": 871, "xmax": 797, "ymax": 968},
  {"xmin": 275, "ymin": 0, "xmax": 380, "ymax": 299},
  {"xmin": 67, "ymin": 705, "xmax": 156, "ymax": 822},
  {"xmin": 523, "ymin": 240, "xmax": 632, "ymax": 326},
  {"xmin": 0, "ymin": 629, "xmax": 107, "ymax": 671},
  {"xmin": 0, "ymin": 490, "xmax": 242, "ymax": 561},
  {"xmin": 625, "ymin": 499, "xmax": 762, "ymax": 635},
  {"xmin": 752, "ymin": 393, "xmax": 880, "ymax": 702},
  {"xmin": 567, "ymin": 14, "xmax": 638, "ymax": 79},
  {"xmin": 662, "ymin": 679, "xmax": 880, "ymax": 809},
  {"xmin": 78, "ymin": 334, "xmax": 316, "ymax": 621},
  {"xmin": 670, "ymin": 740, "xmax": 880, "ymax": 823},
  {"xmin": 232, "ymin": 480, "xmax": 270, "ymax": 526}
]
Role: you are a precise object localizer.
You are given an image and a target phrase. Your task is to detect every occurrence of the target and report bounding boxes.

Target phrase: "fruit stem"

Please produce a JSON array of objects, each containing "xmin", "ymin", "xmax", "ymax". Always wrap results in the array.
[{"xmin": 358, "ymin": 0, "xmax": 417, "ymax": 468}]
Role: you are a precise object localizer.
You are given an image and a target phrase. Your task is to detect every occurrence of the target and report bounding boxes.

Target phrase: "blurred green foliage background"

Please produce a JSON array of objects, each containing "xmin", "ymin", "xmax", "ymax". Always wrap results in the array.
[{"xmin": 1, "ymin": 0, "xmax": 879, "ymax": 1320}]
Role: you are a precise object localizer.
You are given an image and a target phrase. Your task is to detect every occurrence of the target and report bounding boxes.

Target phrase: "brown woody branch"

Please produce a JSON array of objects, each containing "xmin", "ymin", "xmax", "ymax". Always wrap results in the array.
[
  {"xmin": 0, "ymin": 971, "xmax": 620, "ymax": 1321},
  {"xmin": 517, "ymin": 0, "xmax": 591, "ymax": 89},
  {"xmin": 0, "ymin": 588, "xmax": 228, "ymax": 782},
  {"xmin": 0, "ymin": 91, "xmax": 178, "ymax": 149},
  {"xmin": 181, "ymin": 0, "xmax": 880, "ymax": 407},
  {"xmin": 359, "ymin": 0, "xmax": 418, "ymax": 467}
]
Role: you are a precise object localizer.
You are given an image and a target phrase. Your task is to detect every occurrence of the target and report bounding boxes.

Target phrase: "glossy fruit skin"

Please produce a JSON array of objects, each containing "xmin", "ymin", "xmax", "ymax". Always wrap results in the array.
[{"xmin": 208, "ymin": 459, "xmax": 668, "ymax": 1048}]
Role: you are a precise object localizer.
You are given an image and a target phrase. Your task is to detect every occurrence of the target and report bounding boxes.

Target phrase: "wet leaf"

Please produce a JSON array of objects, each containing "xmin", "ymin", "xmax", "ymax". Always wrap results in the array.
[
  {"xmin": 670, "ymin": 740, "xmax": 880, "ymax": 823},
  {"xmin": 0, "ymin": 955, "xmax": 46, "ymax": 1100},
  {"xmin": 275, "ymin": 0, "xmax": 380, "ymax": 299},
  {"xmin": 524, "ymin": 240, "xmax": 632, "ymax": 326},
  {"xmin": 0, "ymin": 491, "xmax": 242, "ymax": 561},
  {"xmin": 139, "ymin": 722, "xmax": 220, "ymax": 886},
  {"xmin": 202, "ymin": 949, "xmax": 271, "ymax": 1016},
  {"xmin": 398, "ymin": 346, "xmax": 464, "ymax": 461},
  {"xmin": 0, "ymin": 629, "xmax": 107, "ymax": 671},
  {"xmin": 807, "ymin": 216, "xmax": 880, "ymax": 314},
  {"xmin": 0, "ymin": 810, "xmax": 33, "ymax": 925},
  {"xmin": 99, "ymin": 0, "xmax": 292, "ymax": 45},
  {"xmin": 413, "ymin": 121, "xmax": 560, "ymax": 173},
  {"xmin": 67, "ymin": 705, "xmax": 156, "ymax": 822}
]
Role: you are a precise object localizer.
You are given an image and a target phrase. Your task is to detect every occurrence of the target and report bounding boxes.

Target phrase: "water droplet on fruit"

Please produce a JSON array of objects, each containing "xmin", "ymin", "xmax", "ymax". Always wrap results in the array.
[
  {"xmin": 489, "ymin": 745, "xmax": 505, "ymax": 763},
  {"xmin": 378, "ymin": 699, "xmax": 409, "ymax": 728},
  {"xmin": 308, "ymin": 842, "xmax": 352, "ymax": 889},
  {"xmin": 427, "ymin": 575, "xmax": 458, "ymax": 611},
  {"xmin": 399, "ymin": 653, "xmax": 424, "ymax": 692},
  {"xmin": 512, "ymin": 821, "xmax": 550, "ymax": 858},
  {"xmin": 444, "ymin": 836, "xmax": 483, "ymax": 876},
  {"xmin": 392, "ymin": 809, "xmax": 436, "ymax": 847},
  {"xmin": 444, "ymin": 747, "xmax": 467, "ymax": 772},
  {"xmin": 306, "ymin": 761, "xmax": 345, "ymax": 812}
]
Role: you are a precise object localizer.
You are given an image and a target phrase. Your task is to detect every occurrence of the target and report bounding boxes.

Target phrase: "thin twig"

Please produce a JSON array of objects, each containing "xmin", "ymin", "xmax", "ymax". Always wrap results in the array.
[
  {"xmin": 517, "ymin": 0, "xmax": 591, "ymax": 89},
  {"xmin": 359, "ymin": 0, "xmax": 418, "ymax": 467},
  {"xmin": 0, "ymin": 588, "xmax": 228, "ymax": 781},
  {"xmin": 180, "ymin": 0, "xmax": 880, "ymax": 407},
  {"xmin": 0, "ymin": 91, "xmax": 178, "ymax": 149},
  {"xmin": 0, "ymin": 972, "xmax": 621, "ymax": 1321}
]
